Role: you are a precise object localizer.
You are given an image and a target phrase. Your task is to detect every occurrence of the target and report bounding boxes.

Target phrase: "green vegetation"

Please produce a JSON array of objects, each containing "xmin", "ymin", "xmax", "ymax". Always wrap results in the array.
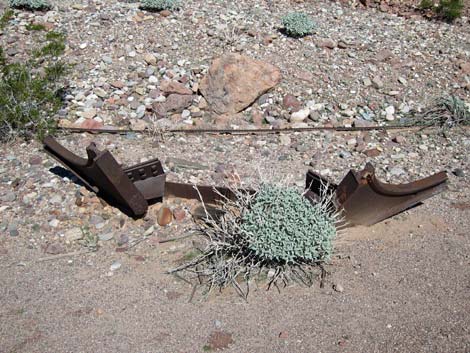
[
  {"xmin": 281, "ymin": 12, "xmax": 315, "ymax": 38},
  {"xmin": 140, "ymin": 0, "xmax": 180, "ymax": 11},
  {"xmin": 0, "ymin": 27, "xmax": 67, "ymax": 141},
  {"xmin": 170, "ymin": 183, "xmax": 339, "ymax": 298},
  {"xmin": 26, "ymin": 23, "xmax": 46, "ymax": 31},
  {"xmin": 241, "ymin": 185, "xmax": 336, "ymax": 264},
  {"xmin": 419, "ymin": 0, "xmax": 464, "ymax": 22},
  {"xmin": 8, "ymin": 0, "xmax": 51, "ymax": 11},
  {"xmin": 437, "ymin": 0, "xmax": 464, "ymax": 21},
  {"xmin": 0, "ymin": 9, "xmax": 14, "ymax": 29}
]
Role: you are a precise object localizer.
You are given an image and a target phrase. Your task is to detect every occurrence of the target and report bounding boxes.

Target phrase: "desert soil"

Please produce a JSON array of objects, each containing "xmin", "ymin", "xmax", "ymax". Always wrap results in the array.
[{"xmin": 1, "ymin": 0, "xmax": 470, "ymax": 352}]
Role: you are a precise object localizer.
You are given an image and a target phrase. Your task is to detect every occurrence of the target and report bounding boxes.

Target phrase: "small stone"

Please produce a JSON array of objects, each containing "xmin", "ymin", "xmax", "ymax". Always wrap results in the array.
[
  {"xmin": 144, "ymin": 53, "xmax": 157, "ymax": 65},
  {"xmin": 64, "ymin": 227, "xmax": 83, "ymax": 242},
  {"xmin": 363, "ymin": 77, "xmax": 372, "ymax": 87},
  {"xmin": 389, "ymin": 166, "xmax": 405, "ymax": 177},
  {"xmin": 282, "ymin": 94, "xmax": 301, "ymax": 112},
  {"xmin": 110, "ymin": 261, "xmax": 121, "ymax": 271},
  {"xmin": 392, "ymin": 136, "xmax": 406, "ymax": 144},
  {"xmin": 82, "ymin": 109, "xmax": 97, "ymax": 120},
  {"xmin": 1, "ymin": 192, "xmax": 16, "ymax": 202},
  {"xmin": 111, "ymin": 81, "xmax": 125, "ymax": 89},
  {"xmin": 452, "ymin": 168, "xmax": 464, "ymax": 177},
  {"xmin": 29, "ymin": 156, "xmax": 42, "ymax": 165},
  {"xmin": 157, "ymin": 206, "xmax": 173, "ymax": 226},
  {"xmin": 45, "ymin": 243, "xmax": 65, "ymax": 255},
  {"xmin": 279, "ymin": 134, "xmax": 291, "ymax": 146},
  {"xmin": 94, "ymin": 87, "xmax": 107, "ymax": 98},
  {"xmin": 173, "ymin": 207, "xmax": 186, "ymax": 221},
  {"xmin": 290, "ymin": 108, "xmax": 310, "ymax": 123},
  {"xmin": 49, "ymin": 219, "xmax": 60, "ymax": 228},
  {"xmin": 333, "ymin": 283, "xmax": 344, "ymax": 293},
  {"xmin": 117, "ymin": 233, "xmax": 129, "ymax": 246},
  {"xmin": 364, "ymin": 148, "xmax": 381, "ymax": 157},
  {"xmin": 372, "ymin": 76, "xmax": 383, "ymax": 89},
  {"xmin": 160, "ymin": 80, "xmax": 192, "ymax": 96},
  {"xmin": 79, "ymin": 43, "xmax": 87, "ymax": 49},
  {"xmin": 90, "ymin": 215, "xmax": 105, "ymax": 225},
  {"xmin": 78, "ymin": 119, "xmax": 104, "ymax": 130},
  {"xmin": 98, "ymin": 232, "xmax": 114, "ymax": 241}
]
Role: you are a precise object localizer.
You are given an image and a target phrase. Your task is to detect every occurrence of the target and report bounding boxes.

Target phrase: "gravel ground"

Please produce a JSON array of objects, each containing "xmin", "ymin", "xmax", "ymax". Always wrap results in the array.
[{"xmin": 1, "ymin": 0, "xmax": 470, "ymax": 352}]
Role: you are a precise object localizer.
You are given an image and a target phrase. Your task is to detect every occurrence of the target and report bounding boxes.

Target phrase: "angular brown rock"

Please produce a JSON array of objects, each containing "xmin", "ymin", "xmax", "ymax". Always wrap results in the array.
[
  {"xmin": 160, "ymin": 80, "xmax": 193, "ymax": 96},
  {"xmin": 199, "ymin": 53, "xmax": 281, "ymax": 114}
]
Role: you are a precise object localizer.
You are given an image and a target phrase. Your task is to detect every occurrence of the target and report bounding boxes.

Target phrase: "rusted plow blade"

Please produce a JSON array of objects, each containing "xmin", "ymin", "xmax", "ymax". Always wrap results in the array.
[
  {"xmin": 44, "ymin": 137, "xmax": 448, "ymax": 225},
  {"xmin": 306, "ymin": 163, "xmax": 448, "ymax": 226},
  {"xmin": 43, "ymin": 137, "xmax": 236, "ymax": 217}
]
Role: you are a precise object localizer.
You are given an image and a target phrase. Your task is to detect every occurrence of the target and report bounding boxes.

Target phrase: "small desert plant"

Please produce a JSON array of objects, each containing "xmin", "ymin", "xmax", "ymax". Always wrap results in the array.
[
  {"xmin": 437, "ymin": 0, "xmax": 464, "ymax": 21},
  {"xmin": 419, "ymin": 0, "xmax": 463, "ymax": 21},
  {"xmin": 281, "ymin": 12, "xmax": 315, "ymax": 38},
  {"xmin": 0, "ymin": 30, "xmax": 67, "ymax": 141},
  {"xmin": 80, "ymin": 226, "xmax": 99, "ymax": 251},
  {"xmin": 140, "ymin": 0, "xmax": 180, "ymax": 11},
  {"xmin": 26, "ymin": 23, "xmax": 46, "ymax": 31},
  {"xmin": 8, "ymin": 0, "xmax": 51, "ymax": 11},
  {"xmin": 0, "ymin": 9, "xmax": 14, "ymax": 29},
  {"xmin": 170, "ymin": 183, "xmax": 340, "ymax": 298},
  {"xmin": 405, "ymin": 95, "xmax": 470, "ymax": 129}
]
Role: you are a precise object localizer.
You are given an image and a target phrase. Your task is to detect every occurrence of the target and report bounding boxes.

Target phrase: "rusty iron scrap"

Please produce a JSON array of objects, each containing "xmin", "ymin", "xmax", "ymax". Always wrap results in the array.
[
  {"xmin": 43, "ymin": 137, "xmax": 236, "ymax": 217},
  {"xmin": 44, "ymin": 137, "xmax": 448, "ymax": 225},
  {"xmin": 306, "ymin": 163, "xmax": 448, "ymax": 226}
]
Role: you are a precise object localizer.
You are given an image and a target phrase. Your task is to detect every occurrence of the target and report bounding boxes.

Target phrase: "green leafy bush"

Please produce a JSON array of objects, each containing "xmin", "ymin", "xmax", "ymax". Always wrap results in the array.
[
  {"xmin": 419, "ymin": 0, "xmax": 463, "ymax": 21},
  {"xmin": 241, "ymin": 185, "xmax": 336, "ymax": 263},
  {"xmin": 0, "ymin": 31, "xmax": 67, "ymax": 141},
  {"xmin": 281, "ymin": 12, "xmax": 315, "ymax": 38},
  {"xmin": 8, "ymin": 0, "xmax": 51, "ymax": 11},
  {"xmin": 140, "ymin": 0, "xmax": 180, "ymax": 11},
  {"xmin": 437, "ymin": 0, "xmax": 464, "ymax": 21}
]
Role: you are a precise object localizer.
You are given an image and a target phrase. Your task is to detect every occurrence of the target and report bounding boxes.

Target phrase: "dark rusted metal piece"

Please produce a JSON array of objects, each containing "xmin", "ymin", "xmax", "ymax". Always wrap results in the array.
[
  {"xmin": 306, "ymin": 163, "xmax": 448, "ymax": 226},
  {"xmin": 43, "ymin": 137, "xmax": 238, "ymax": 217},
  {"xmin": 43, "ymin": 136, "xmax": 163, "ymax": 217}
]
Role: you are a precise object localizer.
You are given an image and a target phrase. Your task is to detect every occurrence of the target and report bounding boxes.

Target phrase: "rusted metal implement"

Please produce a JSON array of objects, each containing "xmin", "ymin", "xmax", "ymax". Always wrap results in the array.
[
  {"xmin": 306, "ymin": 163, "xmax": 448, "ymax": 226},
  {"xmin": 44, "ymin": 137, "xmax": 448, "ymax": 225},
  {"xmin": 43, "ymin": 136, "xmax": 235, "ymax": 217}
]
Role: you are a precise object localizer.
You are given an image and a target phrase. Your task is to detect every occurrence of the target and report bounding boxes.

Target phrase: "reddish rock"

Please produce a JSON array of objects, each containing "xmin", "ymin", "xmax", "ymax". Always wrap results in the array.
[
  {"xmin": 282, "ymin": 94, "xmax": 301, "ymax": 112},
  {"xmin": 77, "ymin": 119, "xmax": 104, "ymax": 130},
  {"xmin": 160, "ymin": 80, "xmax": 192, "ymax": 96},
  {"xmin": 199, "ymin": 53, "xmax": 281, "ymax": 114},
  {"xmin": 364, "ymin": 148, "xmax": 381, "ymax": 157},
  {"xmin": 164, "ymin": 94, "xmax": 194, "ymax": 113},
  {"xmin": 157, "ymin": 207, "xmax": 173, "ymax": 226},
  {"xmin": 251, "ymin": 109, "xmax": 264, "ymax": 126},
  {"xmin": 392, "ymin": 135, "xmax": 406, "ymax": 144},
  {"xmin": 110, "ymin": 80, "xmax": 125, "ymax": 89},
  {"xmin": 459, "ymin": 62, "xmax": 470, "ymax": 74},
  {"xmin": 160, "ymin": 10, "xmax": 171, "ymax": 17},
  {"xmin": 173, "ymin": 207, "xmax": 186, "ymax": 221},
  {"xmin": 206, "ymin": 331, "xmax": 234, "ymax": 351}
]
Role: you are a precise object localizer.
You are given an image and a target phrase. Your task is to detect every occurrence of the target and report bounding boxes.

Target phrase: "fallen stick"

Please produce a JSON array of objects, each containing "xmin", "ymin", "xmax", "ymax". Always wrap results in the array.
[{"xmin": 36, "ymin": 250, "xmax": 90, "ymax": 262}]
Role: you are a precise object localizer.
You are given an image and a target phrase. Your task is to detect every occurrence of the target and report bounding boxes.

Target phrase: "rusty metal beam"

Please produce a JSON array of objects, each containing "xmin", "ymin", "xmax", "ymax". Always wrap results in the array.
[{"xmin": 306, "ymin": 163, "xmax": 448, "ymax": 226}]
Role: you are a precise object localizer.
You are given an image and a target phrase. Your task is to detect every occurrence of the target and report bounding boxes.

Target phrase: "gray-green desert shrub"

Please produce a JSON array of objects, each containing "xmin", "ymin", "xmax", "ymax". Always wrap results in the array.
[
  {"xmin": 140, "ymin": 0, "xmax": 180, "ymax": 11},
  {"xmin": 170, "ymin": 183, "xmax": 339, "ymax": 298},
  {"xmin": 281, "ymin": 12, "xmax": 315, "ymax": 38},
  {"xmin": 9, "ymin": 0, "xmax": 51, "ymax": 11},
  {"xmin": 241, "ymin": 185, "xmax": 336, "ymax": 264}
]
